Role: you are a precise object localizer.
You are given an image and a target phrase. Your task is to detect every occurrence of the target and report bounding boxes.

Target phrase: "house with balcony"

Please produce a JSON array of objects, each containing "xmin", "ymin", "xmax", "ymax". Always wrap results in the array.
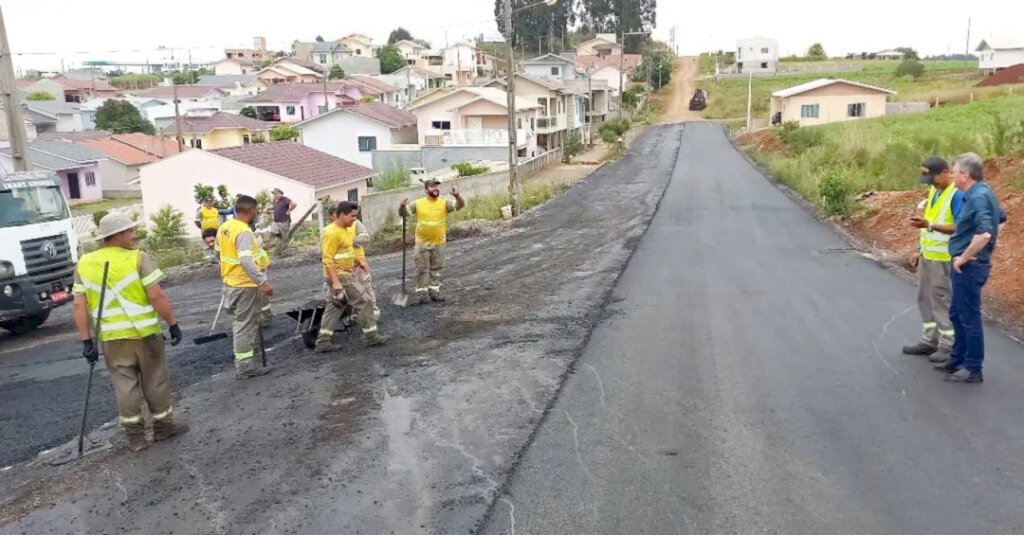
[
  {"xmin": 442, "ymin": 43, "xmax": 496, "ymax": 86},
  {"xmin": 296, "ymin": 102, "xmax": 417, "ymax": 169},
  {"xmin": 340, "ymin": 34, "xmax": 376, "ymax": 57},
  {"xmin": 241, "ymin": 82, "xmax": 371, "ymax": 123},
  {"xmin": 483, "ymin": 74, "xmax": 587, "ymax": 152},
  {"xmin": 407, "ymin": 87, "xmax": 540, "ymax": 158},
  {"xmin": 736, "ymin": 37, "xmax": 779, "ymax": 74}
]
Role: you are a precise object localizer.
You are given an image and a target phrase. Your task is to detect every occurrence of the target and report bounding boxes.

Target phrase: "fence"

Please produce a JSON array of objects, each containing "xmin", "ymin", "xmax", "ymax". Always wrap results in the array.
[
  {"xmin": 359, "ymin": 148, "xmax": 563, "ymax": 233},
  {"xmin": 886, "ymin": 101, "xmax": 930, "ymax": 116}
]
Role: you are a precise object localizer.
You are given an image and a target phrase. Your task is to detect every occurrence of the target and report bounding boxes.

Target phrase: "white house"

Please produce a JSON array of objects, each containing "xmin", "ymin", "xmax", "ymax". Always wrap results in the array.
[
  {"xmin": 296, "ymin": 102, "xmax": 418, "ymax": 169},
  {"xmin": 407, "ymin": 87, "xmax": 540, "ymax": 157},
  {"xmin": 875, "ymin": 50, "xmax": 906, "ymax": 61},
  {"xmin": 137, "ymin": 142, "xmax": 378, "ymax": 237},
  {"xmin": 196, "ymin": 75, "xmax": 265, "ymax": 97},
  {"xmin": 214, "ymin": 58, "xmax": 257, "ymax": 76},
  {"xmin": 339, "ymin": 34, "xmax": 375, "ymax": 57},
  {"xmin": 976, "ymin": 39, "xmax": 1024, "ymax": 76},
  {"xmin": 443, "ymin": 43, "xmax": 494, "ymax": 86},
  {"xmin": 395, "ymin": 40, "xmax": 428, "ymax": 62},
  {"xmin": 522, "ymin": 53, "xmax": 579, "ymax": 82},
  {"xmin": 736, "ymin": 38, "xmax": 779, "ymax": 74},
  {"xmin": 374, "ymin": 66, "xmax": 449, "ymax": 106},
  {"xmin": 576, "ymin": 34, "xmax": 623, "ymax": 57}
]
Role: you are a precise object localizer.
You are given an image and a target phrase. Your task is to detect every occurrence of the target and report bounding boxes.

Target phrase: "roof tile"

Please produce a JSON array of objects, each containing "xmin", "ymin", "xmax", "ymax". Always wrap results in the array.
[{"xmin": 211, "ymin": 141, "xmax": 375, "ymax": 189}]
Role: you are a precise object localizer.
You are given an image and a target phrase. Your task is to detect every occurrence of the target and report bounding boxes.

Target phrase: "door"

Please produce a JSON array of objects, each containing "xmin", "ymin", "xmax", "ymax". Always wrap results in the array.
[
  {"xmin": 67, "ymin": 172, "xmax": 81, "ymax": 200},
  {"xmin": 468, "ymin": 116, "xmax": 483, "ymax": 130}
]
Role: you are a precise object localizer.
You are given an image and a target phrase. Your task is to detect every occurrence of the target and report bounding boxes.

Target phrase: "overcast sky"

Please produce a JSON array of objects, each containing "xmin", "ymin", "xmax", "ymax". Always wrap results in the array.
[{"xmin": 3, "ymin": 0, "xmax": 1021, "ymax": 72}]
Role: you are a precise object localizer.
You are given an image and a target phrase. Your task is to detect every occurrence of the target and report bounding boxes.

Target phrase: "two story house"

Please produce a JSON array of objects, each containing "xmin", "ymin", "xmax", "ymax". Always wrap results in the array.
[
  {"xmin": 241, "ymin": 82, "xmax": 377, "ymax": 123},
  {"xmin": 736, "ymin": 37, "xmax": 779, "ymax": 74},
  {"xmin": 576, "ymin": 34, "xmax": 623, "ymax": 57},
  {"xmin": 484, "ymin": 73, "xmax": 586, "ymax": 153},
  {"xmin": 407, "ymin": 87, "xmax": 540, "ymax": 158}
]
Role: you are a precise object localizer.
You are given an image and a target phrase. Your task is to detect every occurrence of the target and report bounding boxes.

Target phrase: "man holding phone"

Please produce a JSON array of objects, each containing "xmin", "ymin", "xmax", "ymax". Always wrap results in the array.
[{"xmin": 903, "ymin": 157, "xmax": 963, "ymax": 362}]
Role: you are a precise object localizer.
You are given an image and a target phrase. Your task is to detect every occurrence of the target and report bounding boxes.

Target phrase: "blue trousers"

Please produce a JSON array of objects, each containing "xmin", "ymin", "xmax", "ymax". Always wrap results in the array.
[{"xmin": 948, "ymin": 261, "xmax": 991, "ymax": 372}]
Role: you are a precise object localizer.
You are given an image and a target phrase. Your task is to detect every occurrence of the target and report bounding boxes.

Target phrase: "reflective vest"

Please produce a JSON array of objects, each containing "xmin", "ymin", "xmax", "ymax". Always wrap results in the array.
[
  {"xmin": 322, "ymin": 223, "xmax": 357, "ymax": 278},
  {"xmin": 75, "ymin": 247, "xmax": 162, "ymax": 342},
  {"xmin": 256, "ymin": 249, "xmax": 270, "ymax": 271},
  {"xmin": 415, "ymin": 197, "xmax": 449, "ymax": 245},
  {"xmin": 218, "ymin": 219, "xmax": 261, "ymax": 288},
  {"xmin": 198, "ymin": 207, "xmax": 221, "ymax": 231},
  {"xmin": 920, "ymin": 184, "xmax": 957, "ymax": 262}
]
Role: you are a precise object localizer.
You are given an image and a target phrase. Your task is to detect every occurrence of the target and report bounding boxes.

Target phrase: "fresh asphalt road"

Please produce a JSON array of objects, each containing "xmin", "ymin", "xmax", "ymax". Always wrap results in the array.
[{"xmin": 484, "ymin": 122, "xmax": 1024, "ymax": 534}]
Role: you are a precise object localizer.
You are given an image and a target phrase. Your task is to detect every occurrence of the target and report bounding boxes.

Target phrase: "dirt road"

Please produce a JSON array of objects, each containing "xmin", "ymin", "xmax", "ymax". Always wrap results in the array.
[{"xmin": 659, "ymin": 56, "xmax": 704, "ymax": 124}]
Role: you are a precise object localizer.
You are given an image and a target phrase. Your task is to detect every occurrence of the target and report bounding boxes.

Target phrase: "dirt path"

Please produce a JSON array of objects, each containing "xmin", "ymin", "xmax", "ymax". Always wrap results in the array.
[{"xmin": 659, "ymin": 56, "xmax": 704, "ymax": 124}]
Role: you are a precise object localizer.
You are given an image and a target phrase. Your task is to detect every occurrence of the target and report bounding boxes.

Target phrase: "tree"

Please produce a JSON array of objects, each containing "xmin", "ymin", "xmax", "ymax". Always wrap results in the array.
[
  {"xmin": 378, "ymin": 44, "xmax": 406, "ymax": 74},
  {"xmin": 893, "ymin": 47, "xmax": 920, "ymax": 61},
  {"xmin": 315, "ymin": 35, "xmax": 325, "ymax": 43},
  {"xmin": 269, "ymin": 124, "xmax": 300, "ymax": 142},
  {"xmin": 388, "ymin": 27, "xmax": 414, "ymax": 45},
  {"xmin": 26, "ymin": 91, "xmax": 55, "ymax": 101},
  {"xmin": 895, "ymin": 58, "xmax": 925, "ymax": 79},
  {"xmin": 94, "ymin": 100, "xmax": 156, "ymax": 135},
  {"xmin": 240, "ymin": 106, "xmax": 258, "ymax": 119},
  {"xmin": 807, "ymin": 43, "xmax": 827, "ymax": 60},
  {"xmin": 172, "ymin": 71, "xmax": 199, "ymax": 85},
  {"xmin": 495, "ymin": 0, "xmax": 578, "ymax": 54},
  {"xmin": 328, "ymin": 65, "xmax": 346, "ymax": 80}
]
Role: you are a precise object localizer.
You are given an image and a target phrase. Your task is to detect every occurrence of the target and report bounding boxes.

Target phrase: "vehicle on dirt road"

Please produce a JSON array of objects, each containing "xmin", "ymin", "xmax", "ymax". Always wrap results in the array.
[
  {"xmin": 688, "ymin": 89, "xmax": 708, "ymax": 111},
  {"xmin": 0, "ymin": 171, "xmax": 80, "ymax": 335}
]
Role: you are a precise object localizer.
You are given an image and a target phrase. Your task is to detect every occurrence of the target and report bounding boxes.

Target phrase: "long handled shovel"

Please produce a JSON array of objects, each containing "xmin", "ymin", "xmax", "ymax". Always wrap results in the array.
[
  {"xmin": 78, "ymin": 261, "xmax": 109, "ymax": 458},
  {"xmin": 391, "ymin": 216, "xmax": 410, "ymax": 307},
  {"xmin": 193, "ymin": 294, "xmax": 229, "ymax": 345}
]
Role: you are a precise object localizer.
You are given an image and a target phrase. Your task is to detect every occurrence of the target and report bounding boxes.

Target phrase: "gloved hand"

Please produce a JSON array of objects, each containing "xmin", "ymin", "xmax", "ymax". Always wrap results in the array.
[
  {"xmin": 168, "ymin": 323, "xmax": 182, "ymax": 347},
  {"xmin": 82, "ymin": 339, "xmax": 99, "ymax": 364}
]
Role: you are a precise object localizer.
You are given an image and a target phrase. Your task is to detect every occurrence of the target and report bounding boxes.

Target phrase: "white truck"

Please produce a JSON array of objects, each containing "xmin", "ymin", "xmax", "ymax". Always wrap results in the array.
[{"xmin": 0, "ymin": 170, "xmax": 80, "ymax": 335}]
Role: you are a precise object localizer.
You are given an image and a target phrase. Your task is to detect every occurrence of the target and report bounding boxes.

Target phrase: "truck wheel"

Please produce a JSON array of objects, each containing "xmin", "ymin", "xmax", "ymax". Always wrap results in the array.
[{"xmin": 1, "ymin": 311, "xmax": 51, "ymax": 335}]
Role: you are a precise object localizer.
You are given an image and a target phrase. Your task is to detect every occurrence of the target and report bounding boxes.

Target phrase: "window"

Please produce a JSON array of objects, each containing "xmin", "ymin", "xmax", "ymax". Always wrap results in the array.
[
  {"xmin": 431, "ymin": 120, "xmax": 451, "ymax": 130},
  {"xmin": 551, "ymin": 67, "xmax": 560, "ymax": 76},
  {"xmin": 800, "ymin": 104, "xmax": 820, "ymax": 118},
  {"xmin": 848, "ymin": 102, "xmax": 866, "ymax": 117},
  {"xmin": 517, "ymin": 118, "xmax": 522, "ymax": 129},
  {"xmin": 317, "ymin": 105, "xmax": 328, "ymax": 114},
  {"xmin": 84, "ymin": 172, "xmax": 96, "ymax": 186},
  {"xmin": 243, "ymin": 134, "xmax": 251, "ymax": 145},
  {"xmin": 761, "ymin": 47, "xmax": 770, "ymax": 54},
  {"xmin": 355, "ymin": 49, "xmax": 362, "ymax": 55},
  {"xmin": 286, "ymin": 105, "xmax": 296, "ymax": 115},
  {"xmin": 358, "ymin": 136, "xmax": 377, "ymax": 152},
  {"xmin": 190, "ymin": 138, "xmax": 203, "ymax": 149},
  {"xmin": 320, "ymin": 54, "xmax": 327, "ymax": 64},
  {"xmin": 347, "ymin": 188, "xmax": 359, "ymax": 202},
  {"xmin": 761, "ymin": 62, "xmax": 768, "ymax": 69}
]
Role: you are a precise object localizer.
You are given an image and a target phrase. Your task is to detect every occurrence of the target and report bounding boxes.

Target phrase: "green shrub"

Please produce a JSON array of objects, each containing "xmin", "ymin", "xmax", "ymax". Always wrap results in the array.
[
  {"xmin": 895, "ymin": 59, "xmax": 925, "ymax": 80},
  {"xmin": 451, "ymin": 162, "xmax": 490, "ymax": 177},
  {"xmin": 374, "ymin": 165, "xmax": 412, "ymax": 191},
  {"xmin": 91, "ymin": 210, "xmax": 109, "ymax": 227},
  {"xmin": 783, "ymin": 127, "xmax": 826, "ymax": 154},
  {"xmin": 147, "ymin": 204, "xmax": 186, "ymax": 246},
  {"xmin": 779, "ymin": 121, "xmax": 801, "ymax": 143},
  {"xmin": 563, "ymin": 131, "xmax": 584, "ymax": 162},
  {"xmin": 819, "ymin": 172, "xmax": 854, "ymax": 217},
  {"xmin": 988, "ymin": 113, "xmax": 1009, "ymax": 157}
]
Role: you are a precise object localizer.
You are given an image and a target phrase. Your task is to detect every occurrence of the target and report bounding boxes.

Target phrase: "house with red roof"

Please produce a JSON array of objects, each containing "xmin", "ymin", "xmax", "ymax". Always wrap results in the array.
[
  {"xmin": 76, "ymin": 133, "xmax": 182, "ymax": 197},
  {"xmin": 137, "ymin": 142, "xmax": 377, "ymax": 237},
  {"xmin": 295, "ymin": 102, "xmax": 417, "ymax": 168},
  {"xmin": 153, "ymin": 110, "xmax": 276, "ymax": 150},
  {"xmin": 21, "ymin": 77, "xmax": 118, "ymax": 103}
]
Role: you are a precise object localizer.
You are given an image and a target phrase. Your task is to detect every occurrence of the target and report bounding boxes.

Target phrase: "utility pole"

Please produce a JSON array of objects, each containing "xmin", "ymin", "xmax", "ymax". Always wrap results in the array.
[
  {"xmin": 745, "ymin": 70, "xmax": 753, "ymax": 131},
  {"xmin": 323, "ymin": 68, "xmax": 329, "ymax": 113},
  {"xmin": 964, "ymin": 17, "xmax": 972, "ymax": 79},
  {"xmin": 173, "ymin": 83, "xmax": 184, "ymax": 151},
  {"xmin": 0, "ymin": 4, "xmax": 30, "ymax": 171},
  {"xmin": 503, "ymin": 0, "xmax": 521, "ymax": 216},
  {"xmin": 618, "ymin": 31, "xmax": 648, "ymax": 120}
]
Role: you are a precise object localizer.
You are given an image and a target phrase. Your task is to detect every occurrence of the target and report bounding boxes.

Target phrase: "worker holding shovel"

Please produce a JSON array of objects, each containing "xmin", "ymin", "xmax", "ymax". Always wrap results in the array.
[{"xmin": 72, "ymin": 213, "xmax": 188, "ymax": 452}]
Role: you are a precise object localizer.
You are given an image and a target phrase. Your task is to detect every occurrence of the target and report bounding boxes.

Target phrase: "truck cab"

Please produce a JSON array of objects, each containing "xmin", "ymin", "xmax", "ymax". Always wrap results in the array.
[{"xmin": 0, "ymin": 171, "xmax": 79, "ymax": 335}]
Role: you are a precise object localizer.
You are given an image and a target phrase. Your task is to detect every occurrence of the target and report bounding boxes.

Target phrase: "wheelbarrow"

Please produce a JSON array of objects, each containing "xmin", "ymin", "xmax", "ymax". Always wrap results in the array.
[{"xmin": 285, "ymin": 294, "xmax": 355, "ymax": 349}]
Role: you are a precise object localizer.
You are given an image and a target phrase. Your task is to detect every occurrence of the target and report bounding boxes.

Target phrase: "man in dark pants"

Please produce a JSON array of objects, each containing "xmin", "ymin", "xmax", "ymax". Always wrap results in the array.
[{"xmin": 935, "ymin": 153, "xmax": 1006, "ymax": 383}]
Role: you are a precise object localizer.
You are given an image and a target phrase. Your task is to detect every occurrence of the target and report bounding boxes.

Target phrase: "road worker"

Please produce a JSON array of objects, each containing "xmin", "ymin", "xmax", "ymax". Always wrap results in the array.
[
  {"xmin": 218, "ymin": 195, "xmax": 273, "ymax": 379},
  {"xmin": 398, "ymin": 180, "xmax": 465, "ymax": 305},
  {"xmin": 903, "ymin": 157, "xmax": 963, "ymax": 362},
  {"xmin": 317, "ymin": 201, "xmax": 389, "ymax": 352},
  {"xmin": 72, "ymin": 213, "xmax": 188, "ymax": 452}
]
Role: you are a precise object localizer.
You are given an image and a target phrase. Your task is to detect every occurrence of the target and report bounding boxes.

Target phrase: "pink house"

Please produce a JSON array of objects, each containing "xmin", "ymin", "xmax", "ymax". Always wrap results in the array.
[
  {"xmin": 0, "ymin": 139, "xmax": 106, "ymax": 204},
  {"xmin": 241, "ymin": 82, "xmax": 375, "ymax": 123}
]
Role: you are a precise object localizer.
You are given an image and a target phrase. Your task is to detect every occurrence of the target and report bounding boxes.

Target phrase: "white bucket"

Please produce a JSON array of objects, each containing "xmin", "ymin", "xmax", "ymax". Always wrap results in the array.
[{"xmin": 500, "ymin": 205, "xmax": 513, "ymax": 219}]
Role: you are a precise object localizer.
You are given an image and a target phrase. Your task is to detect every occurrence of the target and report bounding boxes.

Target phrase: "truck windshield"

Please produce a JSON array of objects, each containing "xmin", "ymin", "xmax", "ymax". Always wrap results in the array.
[{"xmin": 0, "ymin": 186, "xmax": 70, "ymax": 228}]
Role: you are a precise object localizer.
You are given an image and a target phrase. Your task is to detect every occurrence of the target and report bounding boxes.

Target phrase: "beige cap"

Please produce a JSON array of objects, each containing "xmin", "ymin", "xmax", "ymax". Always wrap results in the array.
[{"xmin": 97, "ymin": 213, "xmax": 138, "ymax": 240}]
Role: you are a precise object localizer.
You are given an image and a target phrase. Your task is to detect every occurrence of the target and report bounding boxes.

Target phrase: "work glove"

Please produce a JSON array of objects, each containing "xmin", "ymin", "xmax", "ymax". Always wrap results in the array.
[
  {"xmin": 168, "ymin": 324, "xmax": 182, "ymax": 347},
  {"xmin": 82, "ymin": 339, "xmax": 99, "ymax": 364}
]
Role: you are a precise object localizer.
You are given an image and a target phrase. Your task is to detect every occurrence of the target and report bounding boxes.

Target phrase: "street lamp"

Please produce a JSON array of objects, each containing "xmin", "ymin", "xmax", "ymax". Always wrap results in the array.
[{"xmin": 504, "ymin": 0, "xmax": 558, "ymax": 217}]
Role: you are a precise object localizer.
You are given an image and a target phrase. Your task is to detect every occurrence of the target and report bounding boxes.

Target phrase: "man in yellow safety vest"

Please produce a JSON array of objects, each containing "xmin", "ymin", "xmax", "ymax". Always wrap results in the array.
[
  {"xmin": 903, "ymin": 156, "xmax": 964, "ymax": 362},
  {"xmin": 398, "ymin": 179, "xmax": 465, "ymax": 305},
  {"xmin": 317, "ymin": 201, "xmax": 389, "ymax": 352},
  {"xmin": 217, "ymin": 195, "xmax": 273, "ymax": 378},
  {"xmin": 72, "ymin": 213, "xmax": 188, "ymax": 452}
]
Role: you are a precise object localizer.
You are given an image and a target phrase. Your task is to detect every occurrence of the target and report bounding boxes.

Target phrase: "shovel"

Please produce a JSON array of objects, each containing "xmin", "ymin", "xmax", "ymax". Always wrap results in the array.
[
  {"xmin": 78, "ymin": 261, "xmax": 109, "ymax": 458},
  {"xmin": 391, "ymin": 216, "xmax": 410, "ymax": 307},
  {"xmin": 193, "ymin": 294, "xmax": 229, "ymax": 345}
]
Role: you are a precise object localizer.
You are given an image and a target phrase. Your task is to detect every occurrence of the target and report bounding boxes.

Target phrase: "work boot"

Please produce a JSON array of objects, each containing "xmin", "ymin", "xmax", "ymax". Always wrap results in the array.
[
  {"xmin": 124, "ymin": 423, "xmax": 149, "ymax": 452},
  {"xmin": 933, "ymin": 361, "xmax": 961, "ymax": 373},
  {"xmin": 429, "ymin": 292, "xmax": 446, "ymax": 303},
  {"xmin": 235, "ymin": 358, "xmax": 270, "ymax": 379},
  {"xmin": 928, "ymin": 351, "xmax": 951, "ymax": 364},
  {"xmin": 363, "ymin": 331, "xmax": 390, "ymax": 347},
  {"xmin": 153, "ymin": 418, "xmax": 190, "ymax": 443},
  {"xmin": 412, "ymin": 293, "xmax": 429, "ymax": 306},
  {"xmin": 945, "ymin": 368, "xmax": 983, "ymax": 383},
  {"xmin": 902, "ymin": 342, "xmax": 937, "ymax": 356}
]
